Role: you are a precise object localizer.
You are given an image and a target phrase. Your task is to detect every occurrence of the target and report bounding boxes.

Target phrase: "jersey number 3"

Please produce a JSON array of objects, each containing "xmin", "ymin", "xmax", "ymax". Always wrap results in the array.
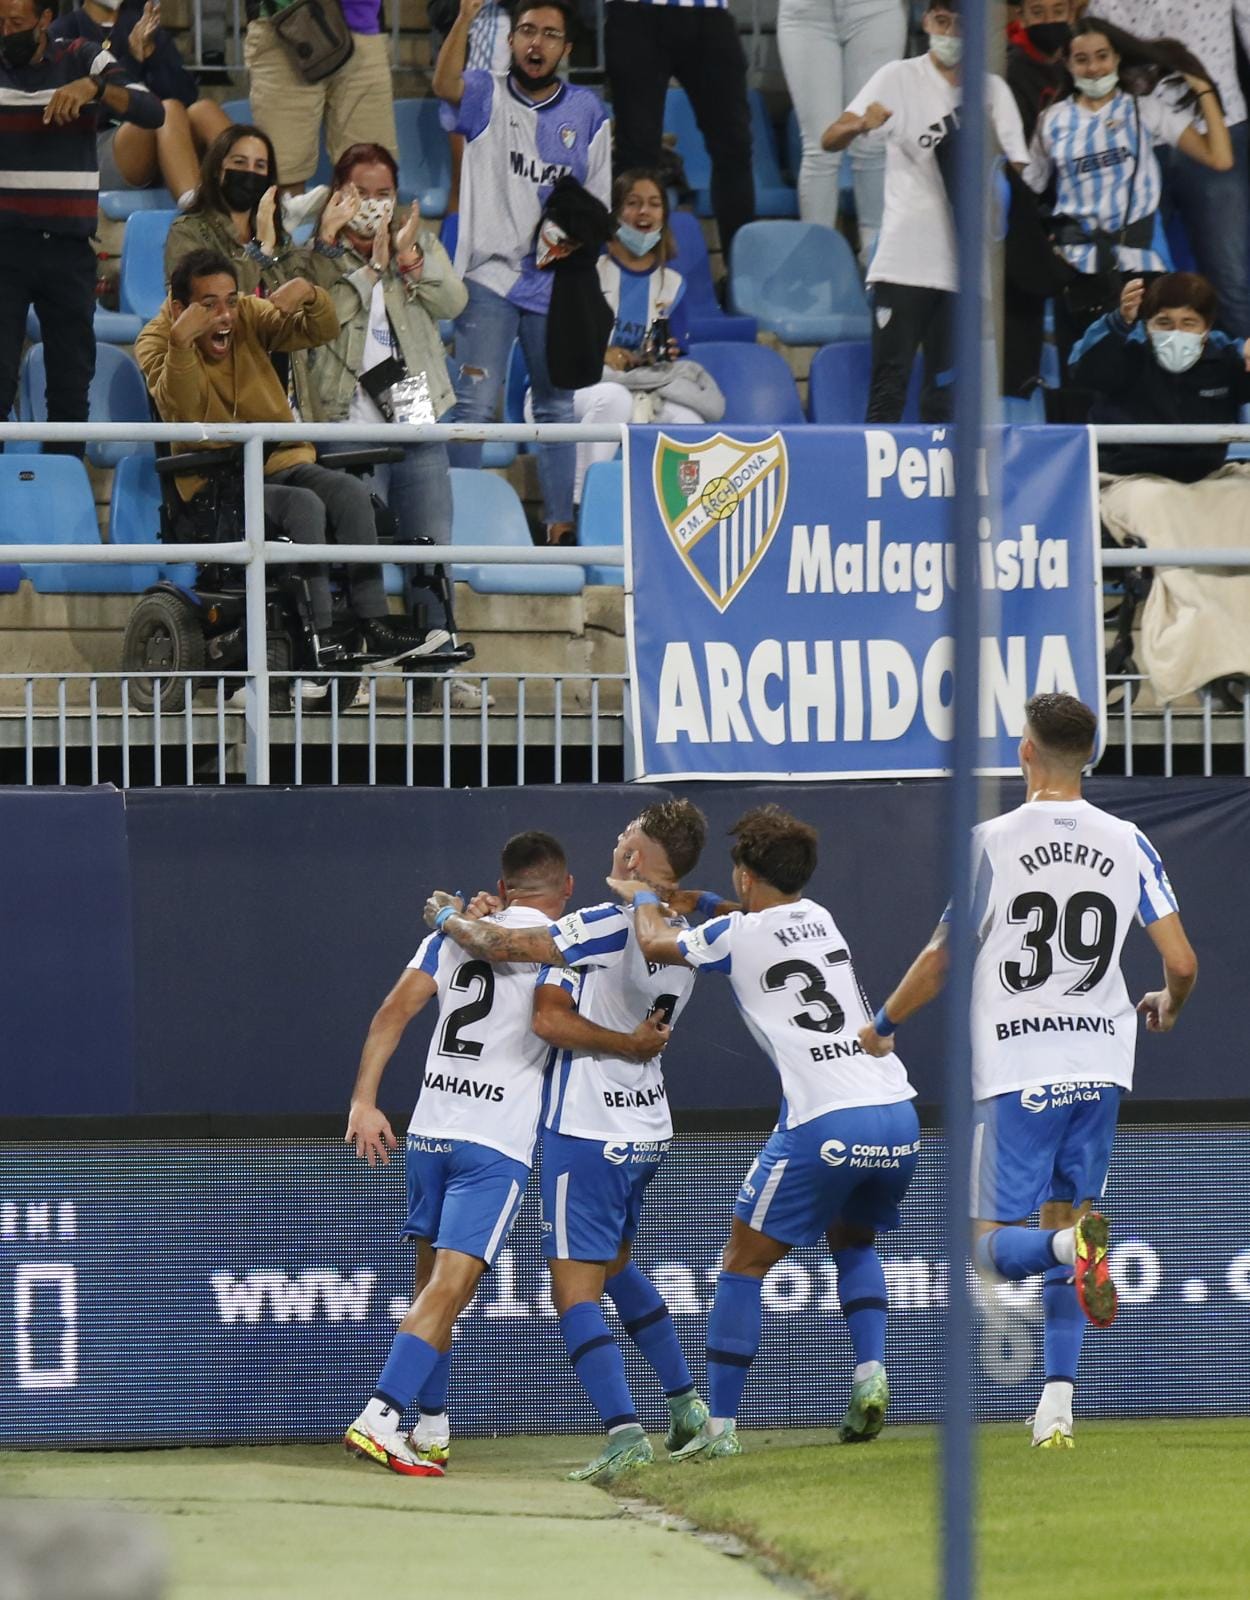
[
  {"xmin": 1000, "ymin": 891, "xmax": 1117, "ymax": 995},
  {"xmin": 762, "ymin": 951, "xmax": 849, "ymax": 1034},
  {"xmin": 439, "ymin": 960, "xmax": 496, "ymax": 1058}
]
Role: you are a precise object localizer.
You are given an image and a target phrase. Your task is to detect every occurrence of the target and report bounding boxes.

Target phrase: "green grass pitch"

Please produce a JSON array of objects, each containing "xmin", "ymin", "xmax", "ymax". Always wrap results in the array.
[{"xmin": 3, "ymin": 1420, "xmax": 1248, "ymax": 1599}]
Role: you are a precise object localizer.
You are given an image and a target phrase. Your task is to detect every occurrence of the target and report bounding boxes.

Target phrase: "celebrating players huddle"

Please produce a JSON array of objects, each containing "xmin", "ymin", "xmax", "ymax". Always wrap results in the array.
[{"xmin": 342, "ymin": 691, "xmax": 1196, "ymax": 1479}]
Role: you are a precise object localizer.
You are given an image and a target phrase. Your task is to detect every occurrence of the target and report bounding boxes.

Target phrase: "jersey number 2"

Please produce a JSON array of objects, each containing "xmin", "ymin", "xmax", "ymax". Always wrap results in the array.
[
  {"xmin": 439, "ymin": 960, "xmax": 496, "ymax": 1059},
  {"xmin": 761, "ymin": 950, "xmax": 849, "ymax": 1034},
  {"xmin": 999, "ymin": 891, "xmax": 1117, "ymax": 995}
]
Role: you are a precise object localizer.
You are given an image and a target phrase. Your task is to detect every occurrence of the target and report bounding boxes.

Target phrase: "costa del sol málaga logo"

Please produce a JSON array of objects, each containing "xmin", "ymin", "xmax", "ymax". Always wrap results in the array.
[{"xmin": 651, "ymin": 432, "xmax": 789, "ymax": 614}]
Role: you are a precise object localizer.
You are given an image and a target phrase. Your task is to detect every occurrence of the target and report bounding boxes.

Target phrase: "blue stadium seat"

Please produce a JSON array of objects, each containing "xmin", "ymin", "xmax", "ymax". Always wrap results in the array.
[
  {"xmin": 394, "ymin": 98, "xmax": 451, "ymax": 216},
  {"xmin": 998, "ymin": 391, "xmax": 1047, "ymax": 424},
  {"xmin": 108, "ymin": 453, "xmax": 190, "ymax": 586},
  {"xmin": 686, "ymin": 341, "xmax": 805, "ymax": 426},
  {"xmin": 576, "ymin": 460, "xmax": 624, "ymax": 586},
  {"xmin": 120, "ymin": 210, "xmax": 177, "ymax": 321},
  {"xmin": 26, "ymin": 307, "xmax": 143, "ymax": 345},
  {"xmin": 20, "ymin": 344, "xmax": 151, "ymax": 469},
  {"xmin": 220, "ymin": 98, "xmax": 333, "ymax": 187},
  {"xmin": 0, "ymin": 455, "xmax": 159, "ymax": 592},
  {"xmin": 663, "ymin": 88, "xmax": 797, "ymax": 219},
  {"xmin": 807, "ymin": 341, "xmax": 922, "ymax": 424},
  {"xmin": 730, "ymin": 221, "xmax": 871, "ymax": 345},
  {"xmin": 449, "ymin": 468, "xmax": 583, "ymax": 594},
  {"xmin": 667, "ymin": 210, "xmax": 757, "ymax": 344},
  {"xmin": 0, "ymin": 563, "xmax": 20, "ymax": 592},
  {"xmin": 99, "ymin": 188, "xmax": 173, "ymax": 221}
]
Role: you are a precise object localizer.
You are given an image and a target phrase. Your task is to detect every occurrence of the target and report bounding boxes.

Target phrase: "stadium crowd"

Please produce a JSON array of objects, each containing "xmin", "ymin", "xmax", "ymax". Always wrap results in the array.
[{"xmin": 2, "ymin": 0, "xmax": 1250, "ymax": 696}]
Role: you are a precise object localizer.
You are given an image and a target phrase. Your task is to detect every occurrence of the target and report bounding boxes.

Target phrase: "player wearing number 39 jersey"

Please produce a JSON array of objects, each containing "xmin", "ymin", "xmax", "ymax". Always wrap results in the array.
[
  {"xmin": 341, "ymin": 831, "xmax": 574, "ymax": 1478},
  {"xmin": 860, "ymin": 693, "xmax": 1198, "ymax": 1450},
  {"xmin": 616, "ymin": 804, "xmax": 920, "ymax": 1460}
]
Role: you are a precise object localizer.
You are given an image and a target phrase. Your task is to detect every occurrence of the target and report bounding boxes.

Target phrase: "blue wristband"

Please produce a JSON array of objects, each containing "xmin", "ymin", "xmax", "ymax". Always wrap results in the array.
[
  {"xmin": 633, "ymin": 890, "xmax": 660, "ymax": 907},
  {"xmin": 434, "ymin": 905, "xmax": 458, "ymax": 931},
  {"xmin": 695, "ymin": 891, "xmax": 722, "ymax": 920},
  {"xmin": 873, "ymin": 1005, "xmax": 897, "ymax": 1035}
]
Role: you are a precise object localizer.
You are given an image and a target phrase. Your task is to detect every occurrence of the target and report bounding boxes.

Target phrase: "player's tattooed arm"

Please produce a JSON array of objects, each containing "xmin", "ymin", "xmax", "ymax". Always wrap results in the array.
[
  {"xmin": 424, "ymin": 889, "xmax": 566, "ymax": 966},
  {"xmin": 346, "ymin": 967, "xmax": 437, "ymax": 1165},
  {"xmin": 605, "ymin": 877, "xmax": 692, "ymax": 967},
  {"xmin": 533, "ymin": 983, "xmax": 671, "ymax": 1063},
  {"xmin": 858, "ymin": 917, "xmax": 949, "ymax": 1057}
]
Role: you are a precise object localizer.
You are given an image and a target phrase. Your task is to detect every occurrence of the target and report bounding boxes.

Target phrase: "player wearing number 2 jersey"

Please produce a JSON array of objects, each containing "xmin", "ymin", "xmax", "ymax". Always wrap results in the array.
[
  {"xmin": 617, "ymin": 804, "xmax": 920, "ymax": 1460},
  {"xmin": 341, "ymin": 831, "xmax": 577, "ymax": 1477},
  {"xmin": 860, "ymin": 693, "xmax": 1198, "ymax": 1450},
  {"xmin": 426, "ymin": 798, "xmax": 712, "ymax": 1484}
]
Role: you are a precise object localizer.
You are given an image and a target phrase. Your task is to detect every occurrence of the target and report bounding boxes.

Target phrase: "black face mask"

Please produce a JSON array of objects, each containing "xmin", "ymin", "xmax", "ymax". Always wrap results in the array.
[
  {"xmin": 510, "ymin": 61, "xmax": 559, "ymax": 93},
  {"xmin": 0, "ymin": 26, "xmax": 42, "ymax": 69},
  {"xmin": 1026, "ymin": 21, "xmax": 1072, "ymax": 56},
  {"xmin": 220, "ymin": 168, "xmax": 270, "ymax": 214}
]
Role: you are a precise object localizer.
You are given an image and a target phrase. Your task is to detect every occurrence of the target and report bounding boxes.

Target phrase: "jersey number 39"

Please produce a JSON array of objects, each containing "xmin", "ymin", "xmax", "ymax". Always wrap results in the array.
[{"xmin": 999, "ymin": 891, "xmax": 1117, "ymax": 995}]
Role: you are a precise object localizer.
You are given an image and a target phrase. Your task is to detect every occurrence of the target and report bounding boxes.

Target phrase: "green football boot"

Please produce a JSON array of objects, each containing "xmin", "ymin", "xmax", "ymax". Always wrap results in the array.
[
  {"xmin": 567, "ymin": 1425, "xmax": 654, "ymax": 1484},
  {"xmin": 670, "ymin": 1420, "xmax": 743, "ymax": 1462},
  {"xmin": 839, "ymin": 1366, "xmax": 890, "ymax": 1444},
  {"xmin": 665, "ymin": 1390, "xmax": 710, "ymax": 1453}
]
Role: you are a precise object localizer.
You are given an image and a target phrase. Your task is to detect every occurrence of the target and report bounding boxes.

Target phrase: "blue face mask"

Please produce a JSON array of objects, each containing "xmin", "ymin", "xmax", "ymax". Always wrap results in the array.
[
  {"xmin": 616, "ymin": 221, "xmax": 663, "ymax": 257},
  {"xmin": 1150, "ymin": 329, "xmax": 1205, "ymax": 374}
]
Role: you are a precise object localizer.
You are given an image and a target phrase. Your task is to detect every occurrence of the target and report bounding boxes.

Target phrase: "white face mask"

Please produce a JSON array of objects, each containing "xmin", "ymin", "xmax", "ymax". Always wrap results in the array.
[
  {"xmin": 94, "ymin": 0, "xmax": 125, "ymax": 11},
  {"xmin": 350, "ymin": 196, "xmax": 393, "ymax": 240},
  {"xmin": 1150, "ymin": 329, "xmax": 1205, "ymax": 374},
  {"xmin": 1074, "ymin": 71, "xmax": 1120, "ymax": 99},
  {"xmin": 929, "ymin": 33, "xmax": 963, "ymax": 67}
]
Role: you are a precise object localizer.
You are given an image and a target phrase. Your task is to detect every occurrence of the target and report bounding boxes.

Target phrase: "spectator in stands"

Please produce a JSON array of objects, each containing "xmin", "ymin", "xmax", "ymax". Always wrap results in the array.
[
  {"xmin": 136, "ymin": 247, "xmax": 448, "ymax": 667},
  {"xmin": 427, "ymin": 0, "xmax": 510, "ymax": 214},
  {"xmin": 50, "ymin": 0, "xmax": 231, "ymax": 208},
  {"xmin": 823, "ymin": 0, "xmax": 1028, "ymax": 423},
  {"xmin": 1007, "ymin": 0, "xmax": 1073, "ymax": 138},
  {"xmin": 303, "ymin": 143, "xmax": 488, "ymax": 709},
  {"xmin": 566, "ymin": 169, "xmax": 723, "ymax": 505},
  {"xmin": 778, "ymin": 0, "xmax": 905, "ymax": 255},
  {"xmin": 603, "ymin": 0, "xmax": 754, "ymax": 260},
  {"xmin": 1095, "ymin": 1, "xmax": 1250, "ymax": 344},
  {"xmin": 1075, "ymin": 270, "xmax": 1250, "ymax": 705},
  {"xmin": 1025, "ymin": 18, "xmax": 1232, "ymax": 379},
  {"xmin": 243, "ymin": 0, "xmax": 396, "ymax": 200},
  {"xmin": 434, "ymin": 0, "xmax": 610, "ymax": 546},
  {"xmin": 0, "ymin": 0, "xmax": 162, "ymax": 452}
]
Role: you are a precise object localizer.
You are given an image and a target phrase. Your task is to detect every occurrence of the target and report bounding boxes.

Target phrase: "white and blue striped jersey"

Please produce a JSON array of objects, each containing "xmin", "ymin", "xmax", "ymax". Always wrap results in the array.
[
  {"xmin": 598, "ymin": 255, "xmax": 689, "ymax": 353},
  {"xmin": 967, "ymin": 799, "xmax": 1179, "ymax": 1099},
  {"xmin": 1025, "ymin": 90, "xmax": 1191, "ymax": 274},
  {"xmin": 541, "ymin": 901, "xmax": 696, "ymax": 1141},
  {"xmin": 405, "ymin": 905, "xmax": 554, "ymax": 1165},
  {"xmin": 441, "ymin": 70, "xmax": 611, "ymax": 313},
  {"xmin": 678, "ymin": 900, "xmax": 914, "ymax": 1129}
]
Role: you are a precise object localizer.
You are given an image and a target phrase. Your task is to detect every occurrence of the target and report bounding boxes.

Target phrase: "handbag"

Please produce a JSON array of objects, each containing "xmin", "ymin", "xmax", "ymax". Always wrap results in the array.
[{"xmin": 262, "ymin": 0, "xmax": 354, "ymax": 84}]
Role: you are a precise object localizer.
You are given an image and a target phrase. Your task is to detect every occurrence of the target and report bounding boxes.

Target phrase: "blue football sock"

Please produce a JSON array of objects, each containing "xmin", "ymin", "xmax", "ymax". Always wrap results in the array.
[
  {"xmin": 559, "ymin": 1302, "xmax": 638, "ymax": 1431},
  {"xmin": 1042, "ymin": 1262, "xmax": 1085, "ymax": 1384},
  {"xmin": 832, "ymin": 1246, "xmax": 889, "ymax": 1367},
  {"xmin": 706, "ymin": 1271, "xmax": 762, "ymax": 1420},
  {"xmin": 975, "ymin": 1227, "xmax": 1059, "ymax": 1281},
  {"xmin": 417, "ymin": 1349, "xmax": 451, "ymax": 1415},
  {"xmin": 374, "ymin": 1331, "xmax": 442, "ymax": 1414},
  {"xmin": 606, "ymin": 1263, "xmax": 694, "ymax": 1398}
]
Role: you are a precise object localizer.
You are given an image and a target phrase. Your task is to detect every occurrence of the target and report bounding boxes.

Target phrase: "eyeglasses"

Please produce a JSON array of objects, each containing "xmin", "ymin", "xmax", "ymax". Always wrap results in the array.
[{"xmin": 514, "ymin": 23, "xmax": 565, "ymax": 42}]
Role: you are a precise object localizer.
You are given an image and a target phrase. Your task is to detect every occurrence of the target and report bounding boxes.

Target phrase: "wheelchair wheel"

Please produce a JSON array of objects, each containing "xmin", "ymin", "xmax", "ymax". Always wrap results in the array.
[{"xmin": 123, "ymin": 591, "xmax": 206, "ymax": 713}]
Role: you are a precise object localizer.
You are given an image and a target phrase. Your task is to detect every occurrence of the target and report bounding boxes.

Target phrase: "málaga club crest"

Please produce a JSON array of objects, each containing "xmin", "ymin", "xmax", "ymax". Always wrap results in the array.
[{"xmin": 651, "ymin": 432, "xmax": 789, "ymax": 613}]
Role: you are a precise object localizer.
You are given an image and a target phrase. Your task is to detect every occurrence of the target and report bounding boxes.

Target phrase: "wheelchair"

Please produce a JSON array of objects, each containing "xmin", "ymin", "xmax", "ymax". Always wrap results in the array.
[{"xmin": 121, "ymin": 444, "xmax": 472, "ymax": 714}]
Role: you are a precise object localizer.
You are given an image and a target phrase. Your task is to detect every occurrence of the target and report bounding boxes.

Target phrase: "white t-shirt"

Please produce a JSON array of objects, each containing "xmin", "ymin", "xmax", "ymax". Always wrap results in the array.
[
  {"xmin": 847, "ymin": 54, "xmax": 1029, "ymax": 292},
  {"xmin": 678, "ymin": 899, "xmax": 915, "ymax": 1129},
  {"xmin": 405, "ymin": 905, "xmax": 554, "ymax": 1165},
  {"xmin": 541, "ymin": 901, "xmax": 696, "ymax": 1141},
  {"xmin": 347, "ymin": 280, "xmax": 394, "ymax": 426},
  {"xmin": 967, "ymin": 799, "xmax": 1179, "ymax": 1101}
]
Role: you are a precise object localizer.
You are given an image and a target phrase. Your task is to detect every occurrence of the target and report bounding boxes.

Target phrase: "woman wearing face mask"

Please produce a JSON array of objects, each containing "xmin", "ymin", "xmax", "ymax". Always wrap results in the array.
[
  {"xmin": 49, "ymin": 0, "xmax": 231, "ymax": 208},
  {"xmin": 562, "ymin": 170, "xmax": 723, "ymax": 507},
  {"xmin": 1073, "ymin": 270, "xmax": 1250, "ymax": 708},
  {"xmin": 1025, "ymin": 18, "xmax": 1232, "ymax": 380},
  {"xmin": 302, "ymin": 145, "xmax": 488, "ymax": 709}
]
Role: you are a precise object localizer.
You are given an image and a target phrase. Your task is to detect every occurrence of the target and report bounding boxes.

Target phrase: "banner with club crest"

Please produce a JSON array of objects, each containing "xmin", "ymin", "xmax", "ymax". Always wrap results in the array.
[{"xmin": 623, "ymin": 424, "xmax": 1104, "ymax": 781}]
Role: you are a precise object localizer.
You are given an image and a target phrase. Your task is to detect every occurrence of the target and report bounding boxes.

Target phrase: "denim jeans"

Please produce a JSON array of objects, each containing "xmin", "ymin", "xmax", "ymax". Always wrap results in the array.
[
  {"xmin": 1158, "ymin": 120, "xmax": 1250, "ymax": 339},
  {"xmin": 372, "ymin": 440, "xmax": 453, "ymax": 545},
  {"xmin": 448, "ymin": 278, "xmax": 575, "ymax": 528}
]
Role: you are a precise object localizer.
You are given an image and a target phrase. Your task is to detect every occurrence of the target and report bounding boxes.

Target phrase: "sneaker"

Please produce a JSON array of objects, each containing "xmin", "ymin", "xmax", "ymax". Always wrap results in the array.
[
  {"xmin": 448, "ymin": 677, "xmax": 495, "ymax": 710},
  {"xmin": 1033, "ymin": 1423, "xmax": 1075, "ymax": 1450},
  {"xmin": 839, "ymin": 1365, "xmax": 890, "ymax": 1444},
  {"xmin": 1073, "ymin": 1212, "xmax": 1117, "ymax": 1328},
  {"xmin": 567, "ymin": 1425, "xmax": 653, "ymax": 1483},
  {"xmin": 344, "ymin": 1416, "xmax": 446, "ymax": 1478},
  {"xmin": 407, "ymin": 1431, "xmax": 451, "ymax": 1469},
  {"xmin": 671, "ymin": 1420, "xmax": 742, "ymax": 1463},
  {"xmin": 665, "ymin": 1391, "xmax": 710, "ymax": 1454},
  {"xmin": 360, "ymin": 618, "xmax": 451, "ymax": 665},
  {"xmin": 281, "ymin": 184, "xmax": 330, "ymax": 230}
]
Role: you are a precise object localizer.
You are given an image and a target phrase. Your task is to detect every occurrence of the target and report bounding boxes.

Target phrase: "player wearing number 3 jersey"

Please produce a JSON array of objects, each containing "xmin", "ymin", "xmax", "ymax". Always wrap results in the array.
[
  {"xmin": 341, "ymin": 831, "xmax": 574, "ymax": 1477},
  {"xmin": 860, "ymin": 693, "xmax": 1198, "ymax": 1450},
  {"xmin": 615, "ymin": 804, "xmax": 920, "ymax": 1460}
]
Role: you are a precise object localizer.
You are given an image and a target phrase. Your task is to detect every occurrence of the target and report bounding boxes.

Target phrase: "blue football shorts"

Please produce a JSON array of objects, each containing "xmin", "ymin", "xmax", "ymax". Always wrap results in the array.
[
  {"xmin": 403, "ymin": 1134, "xmax": 529, "ymax": 1266},
  {"xmin": 539, "ymin": 1127, "xmax": 668, "ymax": 1261},
  {"xmin": 734, "ymin": 1101, "xmax": 922, "ymax": 1246},
  {"xmin": 971, "ymin": 1082, "xmax": 1122, "ymax": 1221}
]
